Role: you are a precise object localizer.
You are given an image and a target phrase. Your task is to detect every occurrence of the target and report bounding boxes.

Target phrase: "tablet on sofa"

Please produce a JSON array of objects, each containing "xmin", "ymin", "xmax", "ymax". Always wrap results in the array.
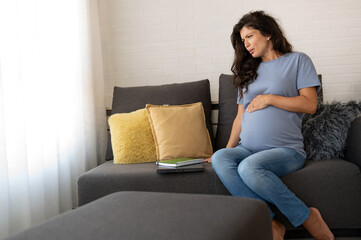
[{"xmin": 156, "ymin": 164, "xmax": 204, "ymax": 174}]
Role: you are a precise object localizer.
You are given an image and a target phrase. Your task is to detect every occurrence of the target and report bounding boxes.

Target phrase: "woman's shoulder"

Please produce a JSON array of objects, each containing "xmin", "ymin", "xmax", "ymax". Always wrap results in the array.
[{"xmin": 285, "ymin": 52, "xmax": 312, "ymax": 61}]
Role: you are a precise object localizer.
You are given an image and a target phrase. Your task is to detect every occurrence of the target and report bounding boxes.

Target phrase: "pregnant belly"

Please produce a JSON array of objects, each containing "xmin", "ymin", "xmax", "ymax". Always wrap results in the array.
[{"xmin": 240, "ymin": 106, "xmax": 299, "ymax": 152}]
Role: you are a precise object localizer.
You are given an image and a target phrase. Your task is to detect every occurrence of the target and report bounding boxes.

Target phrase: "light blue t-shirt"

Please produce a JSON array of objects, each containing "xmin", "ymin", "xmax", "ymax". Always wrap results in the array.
[{"xmin": 237, "ymin": 52, "xmax": 320, "ymax": 158}]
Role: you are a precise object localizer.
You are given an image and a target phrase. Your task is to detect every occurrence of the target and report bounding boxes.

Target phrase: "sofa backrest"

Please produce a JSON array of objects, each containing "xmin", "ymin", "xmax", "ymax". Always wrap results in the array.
[
  {"xmin": 214, "ymin": 74, "xmax": 238, "ymax": 150},
  {"xmin": 345, "ymin": 116, "xmax": 361, "ymax": 169},
  {"xmin": 105, "ymin": 79, "xmax": 214, "ymax": 160},
  {"xmin": 105, "ymin": 74, "xmax": 332, "ymax": 160}
]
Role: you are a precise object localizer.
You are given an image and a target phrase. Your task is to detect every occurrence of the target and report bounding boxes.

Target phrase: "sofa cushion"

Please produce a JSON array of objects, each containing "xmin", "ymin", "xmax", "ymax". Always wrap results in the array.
[
  {"xmin": 105, "ymin": 79, "xmax": 213, "ymax": 160},
  {"xmin": 278, "ymin": 159, "xmax": 361, "ymax": 230},
  {"xmin": 146, "ymin": 102, "xmax": 213, "ymax": 160},
  {"xmin": 78, "ymin": 159, "xmax": 361, "ymax": 231},
  {"xmin": 108, "ymin": 109, "xmax": 156, "ymax": 164},
  {"xmin": 77, "ymin": 161, "xmax": 229, "ymax": 206}
]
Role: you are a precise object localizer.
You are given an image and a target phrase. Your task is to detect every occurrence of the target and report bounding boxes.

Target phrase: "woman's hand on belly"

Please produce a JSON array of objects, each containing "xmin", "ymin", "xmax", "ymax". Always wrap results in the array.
[
  {"xmin": 247, "ymin": 94, "xmax": 271, "ymax": 112},
  {"xmin": 248, "ymin": 87, "xmax": 318, "ymax": 114}
]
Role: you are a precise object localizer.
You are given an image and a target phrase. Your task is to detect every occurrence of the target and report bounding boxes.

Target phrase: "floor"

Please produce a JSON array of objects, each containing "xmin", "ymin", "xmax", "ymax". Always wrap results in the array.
[
  {"xmin": 285, "ymin": 229, "xmax": 361, "ymax": 240},
  {"xmin": 287, "ymin": 238, "xmax": 361, "ymax": 240}
]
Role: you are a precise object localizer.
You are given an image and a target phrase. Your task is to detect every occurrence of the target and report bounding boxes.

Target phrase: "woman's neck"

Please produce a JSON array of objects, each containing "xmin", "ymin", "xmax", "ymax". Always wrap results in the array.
[{"xmin": 261, "ymin": 50, "xmax": 282, "ymax": 62}]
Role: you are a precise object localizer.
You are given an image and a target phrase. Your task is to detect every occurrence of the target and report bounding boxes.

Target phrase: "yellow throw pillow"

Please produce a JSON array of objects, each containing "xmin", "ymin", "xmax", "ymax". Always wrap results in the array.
[
  {"xmin": 146, "ymin": 102, "xmax": 213, "ymax": 160},
  {"xmin": 108, "ymin": 108, "xmax": 157, "ymax": 164}
]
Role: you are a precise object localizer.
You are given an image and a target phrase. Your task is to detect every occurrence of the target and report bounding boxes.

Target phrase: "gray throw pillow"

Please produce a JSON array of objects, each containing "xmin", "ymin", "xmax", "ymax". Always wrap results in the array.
[
  {"xmin": 105, "ymin": 79, "xmax": 213, "ymax": 161},
  {"xmin": 302, "ymin": 100, "xmax": 361, "ymax": 160}
]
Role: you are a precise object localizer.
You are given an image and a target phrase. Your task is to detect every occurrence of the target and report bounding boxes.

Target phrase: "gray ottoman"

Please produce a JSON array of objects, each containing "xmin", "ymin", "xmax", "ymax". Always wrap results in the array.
[{"xmin": 6, "ymin": 192, "xmax": 272, "ymax": 240}]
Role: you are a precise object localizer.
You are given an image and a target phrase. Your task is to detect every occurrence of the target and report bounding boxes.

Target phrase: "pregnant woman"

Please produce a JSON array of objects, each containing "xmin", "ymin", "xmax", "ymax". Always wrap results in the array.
[{"xmin": 211, "ymin": 11, "xmax": 334, "ymax": 240}]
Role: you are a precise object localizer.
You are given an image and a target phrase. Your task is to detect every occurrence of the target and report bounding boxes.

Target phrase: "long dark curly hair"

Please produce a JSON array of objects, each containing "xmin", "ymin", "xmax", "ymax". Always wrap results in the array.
[{"xmin": 231, "ymin": 11, "xmax": 293, "ymax": 98}]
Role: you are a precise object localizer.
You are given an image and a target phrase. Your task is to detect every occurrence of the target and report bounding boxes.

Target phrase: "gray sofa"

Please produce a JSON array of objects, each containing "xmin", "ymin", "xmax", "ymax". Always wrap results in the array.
[{"xmin": 78, "ymin": 75, "xmax": 361, "ymax": 237}]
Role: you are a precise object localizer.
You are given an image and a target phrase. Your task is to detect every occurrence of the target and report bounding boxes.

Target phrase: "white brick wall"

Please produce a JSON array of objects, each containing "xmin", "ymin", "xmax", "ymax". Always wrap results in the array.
[{"xmin": 98, "ymin": 0, "xmax": 361, "ymax": 108}]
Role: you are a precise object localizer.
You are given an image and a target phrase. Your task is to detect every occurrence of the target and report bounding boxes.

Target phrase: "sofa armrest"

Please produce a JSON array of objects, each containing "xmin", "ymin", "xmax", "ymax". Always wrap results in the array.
[{"xmin": 345, "ymin": 116, "xmax": 361, "ymax": 169}]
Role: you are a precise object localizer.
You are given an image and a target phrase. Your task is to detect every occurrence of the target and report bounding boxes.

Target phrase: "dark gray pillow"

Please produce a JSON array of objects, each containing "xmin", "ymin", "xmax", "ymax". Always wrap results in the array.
[
  {"xmin": 215, "ymin": 74, "xmax": 324, "ymax": 151},
  {"xmin": 302, "ymin": 101, "xmax": 361, "ymax": 160},
  {"xmin": 214, "ymin": 74, "xmax": 238, "ymax": 150},
  {"xmin": 105, "ymin": 79, "xmax": 213, "ymax": 160}
]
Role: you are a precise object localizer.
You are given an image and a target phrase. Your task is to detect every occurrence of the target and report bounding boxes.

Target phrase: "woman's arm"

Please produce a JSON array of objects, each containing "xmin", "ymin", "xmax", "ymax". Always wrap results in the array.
[
  {"xmin": 247, "ymin": 87, "xmax": 318, "ymax": 114},
  {"xmin": 226, "ymin": 104, "xmax": 245, "ymax": 148}
]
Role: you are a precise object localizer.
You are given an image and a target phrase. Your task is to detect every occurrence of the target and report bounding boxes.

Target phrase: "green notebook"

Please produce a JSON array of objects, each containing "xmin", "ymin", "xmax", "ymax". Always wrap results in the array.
[{"xmin": 156, "ymin": 158, "xmax": 205, "ymax": 167}]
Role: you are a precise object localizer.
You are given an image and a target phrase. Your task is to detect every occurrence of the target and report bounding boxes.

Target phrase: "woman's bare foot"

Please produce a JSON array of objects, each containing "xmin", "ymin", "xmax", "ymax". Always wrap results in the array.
[
  {"xmin": 272, "ymin": 220, "xmax": 285, "ymax": 240},
  {"xmin": 303, "ymin": 207, "xmax": 334, "ymax": 240}
]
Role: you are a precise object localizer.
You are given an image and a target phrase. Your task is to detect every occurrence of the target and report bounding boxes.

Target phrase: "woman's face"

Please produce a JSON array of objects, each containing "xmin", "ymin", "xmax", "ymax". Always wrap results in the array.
[{"xmin": 240, "ymin": 26, "xmax": 273, "ymax": 60}]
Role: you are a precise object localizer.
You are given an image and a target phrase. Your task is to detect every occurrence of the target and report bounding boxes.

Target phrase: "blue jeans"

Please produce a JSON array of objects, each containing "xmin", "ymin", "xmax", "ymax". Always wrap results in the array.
[{"xmin": 211, "ymin": 145, "xmax": 310, "ymax": 227}]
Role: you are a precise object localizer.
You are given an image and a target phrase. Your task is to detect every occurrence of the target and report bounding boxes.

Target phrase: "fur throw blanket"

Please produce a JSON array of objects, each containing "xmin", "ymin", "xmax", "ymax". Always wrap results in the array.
[{"xmin": 302, "ymin": 100, "xmax": 361, "ymax": 161}]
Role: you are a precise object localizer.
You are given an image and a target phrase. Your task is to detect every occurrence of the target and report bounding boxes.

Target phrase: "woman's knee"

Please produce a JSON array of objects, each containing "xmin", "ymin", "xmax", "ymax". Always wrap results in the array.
[
  {"xmin": 238, "ymin": 160, "xmax": 261, "ymax": 185},
  {"xmin": 238, "ymin": 160, "xmax": 252, "ymax": 179},
  {"xmin": 211, "ymin": 148, "xmax": 236, "ymax": 169},
  {"xmin": 211, "ymin": 149, "xmax": 225, "ymax": 168}
]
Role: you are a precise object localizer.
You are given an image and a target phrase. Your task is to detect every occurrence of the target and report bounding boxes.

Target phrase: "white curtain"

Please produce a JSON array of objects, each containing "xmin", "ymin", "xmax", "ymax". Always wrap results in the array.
[{"xmin": 0, "ymin": 0, "xmax": 107, "ymax": 239}]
